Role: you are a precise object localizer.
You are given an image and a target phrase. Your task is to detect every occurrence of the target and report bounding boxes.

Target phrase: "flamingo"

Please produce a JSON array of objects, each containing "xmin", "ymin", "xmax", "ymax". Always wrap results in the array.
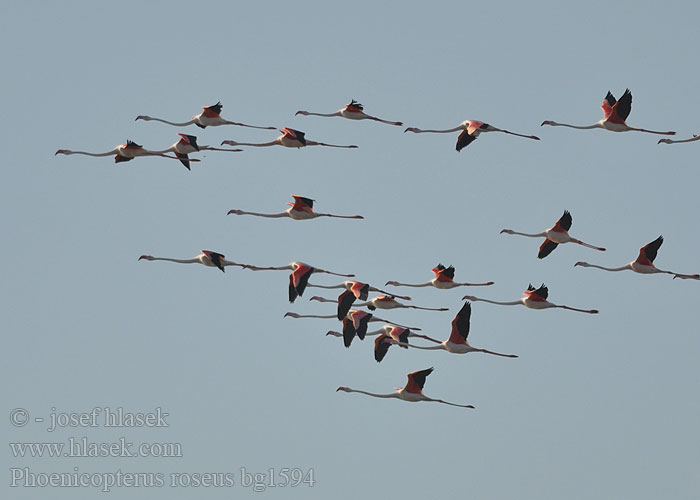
[
  {"xmin": 310, "ymin": 294, "xmax": 449, "ymax": 312},
  {"xmin": 151, "ymin": 134, "xmax": 242, "ymax": 170},
  {"xmin": 295, "ymin": 99, "xmax": 403, "ymax": 126},
  {"xmin": 575, "ymin": 236, "xmax": 699, "ymax": 280},
  {"xmin": 404, "ymin": 120, "xmax": 540, "ymax": 151},
  {"xmin": 372, "ymin": 326, "xmax": 442, "ymax": 362},
  {"xmin": 385, "ymin": 264, "xmax": 494, "ymax": 289},
  {"xmin": 138, "ymin": 250, "xmax": 245, "ymax": 272},
  {"xmin": 284, "ymin": 310, "xmax": 420, "ymax": 348},
  {"xmin": 336, "ymin": 367, "xmax": 475, "ymax": 409},
  {"xmin": 328, "ymin": 324, "xmax": 439, "ymax": 349},
  {"xmin": 389, "ymin": 302, "xmax": 518, "ymax": 358},
  {"xmin": 305, "ymin": 281, "xmax": 411, "ymax": 319},
  {"xmin": 227, "ymin": 195, "xmax": 364, "ymax": 220},
  {"xmin": 221, "ymin": 128, "xmax": 358, "ymax": 149},
  {"xmin": 243, "ymin": 262, "xmax": 354, "ymax": 302},
  {"xmin": 659, "ymin": 133, "xmax": 700, "ymax": 145},
  {"xmin": 55, "ymin": 140, "xmax": 194, "ymax": 163},
  {"xmin": 500, "ymin": 210, "xmax": 606, "ymax": 258},
  {"xmin": 135, "ymin": 101, "xmax": 276, "ymax": 130},
  {"xmin": 541, "ymin": 89, "xmax": 676, "ymax": 136},
  {"xmin": 463, "ymin": 284, "xmax": 599, "ymax": 314}
]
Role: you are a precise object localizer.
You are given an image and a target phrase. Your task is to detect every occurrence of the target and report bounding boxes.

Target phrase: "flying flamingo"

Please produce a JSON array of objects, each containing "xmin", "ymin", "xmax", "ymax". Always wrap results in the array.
[
  {"xmin": 135, "ymin": 101, "xmax": 276, "ymax": 130},
  {"xmin": 310, "ymin": 294, "xmax": 449, "ymax": 312},
  {"xmin": 500, "ymin": 210, "xmax": 606, "ymax": 259},
  {"xmin": 284, "ymin": 310, "xmax": 420, "ymax": 347},
  {"xmin": 305, "ymin": 281, "xmax": 411, "ymax": 319},
  {"xmin": 227, "ymin": 195, "xmax": 364, "ymax": 220},
  {"xmin": 138, "ymin": 250, "xmax": 246, "ymax": 273},
  {"xmin": 327, "ymin": 324, "xmax": 439, "ymax": 349},
  {"xmin": 463, "ymin": 284, "xmax": 599, "ymax": 314},
  {"xmin": 659, "ymin": 133, "xmax": 699, "ymax": 145},
  {"xmin": 244, "ymin": 262, "xmax": 354, "ymax": 302},
  {"xmin": 295, "ymin": 99, "xmax": 403, "ymax": 126},
  {"xmin": 575, "ymin": 236, "xmax": 699, "ymax": 280},
  {"xmin": 221, "ymin": 128, "xmax": 358, "ymax": 149},
  {"xmin": 336, "ymin": 367, "xmax": 475, "ymax": 409},
  {"xmin": 541, "ymin": 89, "xmax": 676, "ymax": 136},
  {"xmin": 55, "ymin": 140, "xmax": 194, "ymax": 164},
  {"xmin": 404, "ymin": 120, "xmax": 540, "ymax": 151},
  {"xmin": 385, "ymin": 264, "xmax": 494, "ymax": 289},
  {"xmin": 152, "ymin": 134, "xmax": 242, "ymax": 170},
  {"xmin": 388, "ymin": 302, "xmax": 518, "ymax": 358}
]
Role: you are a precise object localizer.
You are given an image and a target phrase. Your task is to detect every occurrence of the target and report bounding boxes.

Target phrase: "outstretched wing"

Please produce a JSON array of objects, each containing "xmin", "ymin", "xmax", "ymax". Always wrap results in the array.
[
  {"xmin": 337, "ymin": 289, "xmax": 356, "ymax": 320},
  {"xmin": 406, "ymin": 367, "xmax": 434, "ymax": 393},
  {"xmin": 555, "ymin": 210, "xmax": 572, "ymax": 231},
  {"xmin": 456, "ymin": 129, "xmax": 477, "ymax": 151},
  {"xmin": 538, "ymin": 239, "xmax": 559, "ymax": 259},
  {"xmin": 639, "ymin": 235, "xmax": 663, "ymax": 264},
  {"xmin": 614, "ymin": 89, "xmax": 632, "ymax": 122},
  {"xmin": 448, "ymin": 301, "xmax": 471, "ymax": 344}
]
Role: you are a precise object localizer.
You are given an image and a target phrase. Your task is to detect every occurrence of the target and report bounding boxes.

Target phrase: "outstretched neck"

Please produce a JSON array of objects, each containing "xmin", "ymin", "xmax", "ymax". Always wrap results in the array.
[
  {"xmin": 346, "ymin": 389, "xmax": 399, "ymax": 399},
  {"xmin": 470, "ymin": 297, "xmax": 522, "ymax": 306},
  {"xmin": 152, "ymin": 257, "xmax": 199, "ymax": 264},
  {"xmin": 146, "ymin": 117, "xmax": 195, "ymax": 127},
  {"xmin": 236, "ymin": 210, "xmax": 289, "ymax": 218},
  {"xmin": 387, "ymin": 281, "xmax": 431, "ymax": 288},
  {"xmin": 545, "ymin": 121, "xmax": 600, "ymax": 130},
  {"xmin": 504, "ymin": 230, "xmax": 546, "ymax": 238}
]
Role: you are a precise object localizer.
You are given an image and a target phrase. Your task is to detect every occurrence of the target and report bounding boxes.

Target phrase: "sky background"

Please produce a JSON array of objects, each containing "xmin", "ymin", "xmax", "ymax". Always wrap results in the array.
[{"xmin": 2, "ymin": 1, "xmax": 699, "ymax": 498}]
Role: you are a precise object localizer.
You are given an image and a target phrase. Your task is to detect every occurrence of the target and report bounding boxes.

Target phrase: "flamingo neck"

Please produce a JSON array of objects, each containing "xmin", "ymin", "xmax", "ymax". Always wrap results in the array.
[
  {"xmin": 346, "ymin": 389, "xmax": 399, "ymax": 399},
  {"xmin": 152, "ymin": 257, "xmax": 199, "ymax": 264},
  {"xmin": 147, "ymin": 117, "xmax": 195, "ymax": 127},
  {"xmin": 548, "ymin": 122, "xmax": 601, "ymax": 130}
]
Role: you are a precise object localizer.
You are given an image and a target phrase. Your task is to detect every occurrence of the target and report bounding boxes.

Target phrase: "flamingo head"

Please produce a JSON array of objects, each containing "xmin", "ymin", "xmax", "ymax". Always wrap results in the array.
[
  {"xmin": 336, "ymin": 386, "xmax": 351, "ymax": 392},
  {"xmin": 135, "ymin": 115, "xmax": 151, "ymax": 121},
  {"xmin": 138, "ymin": 255, "xmax": 155, "ymax": 261},
  {"xmin": 541, "ymin": 120, "xmax": 554, "ymax": 126},
  {"xmin": 221, "ymin": 140, "xmax": 238, "ymax": 146},
  {"xmin": 404, "ymin": 127, "xmax": 419, "ymax": 133},
  {"xmin": 385, "ymin": 281, "xmax": 399, "ymax": 286},
  {"xmin": 55, "ymin": 149, "xmax": 70, "ymax": 155},
  {"xmin": 574, "ymin": 261, "xmax": 588, "ymax": 267},
  {"xmin": 500, "ymin": 229, "xmax": 514, "ymax": 234},
  {"xmin": 658, "ymin": 138, "xmax": 672, "ymax": 144},
  {"xmin": 283, "ymin": 312, "xmax": 300, "ymax": 318},
  {"xmin": 295, "ymin": 110, "xmax": 309, "ymax": 116},
  {"xmin": 227, "ymin": 209, "xmax": 241, "ymax": 215}
]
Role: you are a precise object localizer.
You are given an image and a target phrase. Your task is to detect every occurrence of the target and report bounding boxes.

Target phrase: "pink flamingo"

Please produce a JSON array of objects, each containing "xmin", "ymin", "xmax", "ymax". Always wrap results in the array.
[
  {"xmin": 500, "ymin": 210, "xmax": 606, "ymax": 258},
  {"xmin": 337, "ymin": 367, "xmax": 475, "ymax": 409},
  {"xmin": 244, "ymin": 262, "xmax": 354, "ymax": 302},
  {"xmin": 152, "ymin": 134, "xmax": 242, "ymax": 170},
  {"xmin": 405, "ymin": 120, "xmax": 540, "ymax": 151},
  {"xmin": 575, "ymin": 236, "xmax": 699, "ymax": 280},
  {"xmin": 135, "ymin": 101, "xmax": 276, "ymax": 130},
  {"xmin": 389, "ymin": 302, "xmax": 518, "ymax": 358},
  {"xmin": 138, "ymin": 250, "xmax": 245, "ymax": 273},
  {"xmin": 55, "ymin": 140, "xmax": 193, "ymax": 164},
  {"xmin": 463, "ymin": 284, "xmax": 599, "ymax": 314},
  {"xmin": 541, "ymin": 89, "xmax": 676, "ymax": 135},
  {"xmin": 221, "ymin": 128, "xmax": 358, "ymax": 149},
  {"xmin": 385, "ymin": 264, "xmax": 494, "ymax": 289},
  {"xmin": 295, "ymin": 99, "xmax": 403, "ymax": 126},
  {"xmin": 310, "ymin": 294, "xmax": 448, "ymax": 312},
  {"xmin": 228, "ymin": 195, "xmax": 363, "ymax": 220},
  {"xmin": 305, "ymin": 281, "xmax": 411, "ymax": 319}
]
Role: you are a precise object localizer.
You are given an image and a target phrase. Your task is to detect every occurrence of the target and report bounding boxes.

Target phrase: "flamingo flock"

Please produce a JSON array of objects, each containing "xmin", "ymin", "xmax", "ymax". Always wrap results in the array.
[{"xmin": 56, "ymin": 91, "xmax": 698, "ymax": 411}]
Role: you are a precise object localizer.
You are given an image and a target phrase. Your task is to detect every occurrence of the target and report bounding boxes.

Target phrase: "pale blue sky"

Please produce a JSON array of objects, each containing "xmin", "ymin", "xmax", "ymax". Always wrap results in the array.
[{"xmin": 3, "ymin": 1, "xmax": 699, "ymax": 499}]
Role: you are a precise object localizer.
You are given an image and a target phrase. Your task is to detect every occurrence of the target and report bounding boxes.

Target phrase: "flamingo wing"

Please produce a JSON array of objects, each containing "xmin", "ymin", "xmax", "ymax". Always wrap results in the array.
[
  {"xmin": 538, "ymin": 239, "xmax": 559, "ymax": 259},
  {"xmin": 337, "ymin": 289, "xmax": 356, "ymax": 320},
  {"xmin": 639, "ymin": 235, "xmax": 663, "ymax": 264},
  {"xmin": 456, "ymin": 129, "xmax": 477, "ymax": 151},
  {"xmin": 554, "ymin": 210, "xmax": 572, "ymax": 231},
  {"xmin": 448, "ymin": 301, "xmax": 471, "ymax": 344},
  {"xmin": 291, "ymin": 195, "xmax": 314, "ymax": 211},
  {"xmin": 374, "ymin": 334, "xmax": 392, "ymax": 362},
  {"xmin": 202, "ymin": 101, "xmax": 223, "ymax": 117},
  {"xmin": 614, "ymin": 89, "xmax": 632, "ymax": 122},
  {"xmin": 290, "ymin": 265, "xmax": 314, "ymax": 302},
  {"xmin": 202, "ymin": 250, "xmax": 226, "ymax": 272},
  {"xmin": 601, "ymin": 91, "xmax": 617, "ymax": 118},
  {"xmin": 175, "ymin": 152, "xmax": 191, "ymax": 170},
  {"xmin": 114, "ymin": 155, "xmax": 133, "ymax": 163},
  {"xmin": 405, "ymin": 367, "xmax": 434, "ymax": 394},
  {"xmin": 342, "ymin": 317, "xmax": 356, "ymax": 348}
]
